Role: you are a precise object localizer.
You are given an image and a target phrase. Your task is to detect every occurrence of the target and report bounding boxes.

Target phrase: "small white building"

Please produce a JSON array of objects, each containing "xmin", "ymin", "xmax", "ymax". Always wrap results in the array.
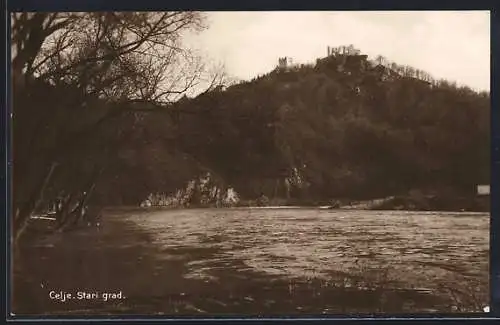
[{"xmin": 477, "ymin": 185, "xmax": 490, "ymax": 196}]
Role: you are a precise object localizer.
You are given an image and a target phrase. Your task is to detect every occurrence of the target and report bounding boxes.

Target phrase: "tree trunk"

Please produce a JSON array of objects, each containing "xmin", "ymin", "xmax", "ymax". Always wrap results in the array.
[
  {"xmin": 13, "ymin": 161, "xmax": 58, "ymax": 244},
  {"xmin": 12, "ymin": 13, "xmax": 51, "ymax": 90},
  {"xmin": 189, "ymin": 179, "xmax": 200, "ymax": 206},
  {"xmin": 274, "ymin": 179, "xmax": 280, "ymax": 199},
  {"xmin": 55, "ymin": 191, "xmax": 76, "ymax": 230},
  {"xmin": 285, "ymin": 178, "xmax": 291, "ymax": 200},
  {"xmin": 70, "ymin": 182, "xmax": 97, "ymax": 227},
  {"xmin": 58, "ymin": 166, "xmax": 103, "ymax": 231}
]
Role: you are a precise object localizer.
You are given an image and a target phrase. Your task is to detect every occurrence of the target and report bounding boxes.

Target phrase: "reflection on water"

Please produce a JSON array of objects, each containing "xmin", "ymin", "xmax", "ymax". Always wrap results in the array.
[{"xmin": 123, "ymin": 208, "xmax": 488, "ymax": 299}]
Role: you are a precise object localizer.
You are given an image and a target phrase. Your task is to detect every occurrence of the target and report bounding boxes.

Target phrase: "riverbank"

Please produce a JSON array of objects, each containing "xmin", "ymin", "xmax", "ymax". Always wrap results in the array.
[
  {"xmin": 139, "ymin": 195, "xmax": 490, "ymax": 213},
  {"xmin": 236, "ymin": 189, "xmax": 490, "ymax": 212}
]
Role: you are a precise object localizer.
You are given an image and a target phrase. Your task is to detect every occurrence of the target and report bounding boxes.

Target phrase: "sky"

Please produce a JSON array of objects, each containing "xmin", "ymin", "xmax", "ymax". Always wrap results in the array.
[{"xmin": 185, "ymin": 11, "xmax": 490, "ymax": 92}]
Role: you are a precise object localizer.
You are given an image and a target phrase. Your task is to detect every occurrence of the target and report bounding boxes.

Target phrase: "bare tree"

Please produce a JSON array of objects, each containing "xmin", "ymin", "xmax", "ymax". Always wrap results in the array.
[
  {"xmin": 375, "ymin": 55, "xmax": 386, "ymax": 66},
  {"xmin": 415, "ymin": 69, "xmax": 421, "ymax": 79},
  {"xmin": 405, "ymin": 66, "xmax": 415, "ymax": 78},
  {"xmin": 11, "ymin": 12, "xmax": 226, "ymax": 244}
]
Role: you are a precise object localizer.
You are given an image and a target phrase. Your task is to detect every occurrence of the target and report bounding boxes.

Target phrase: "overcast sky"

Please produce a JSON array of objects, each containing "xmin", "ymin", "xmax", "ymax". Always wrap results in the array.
[{"xmin": 185, "ymin": 11, "xmax": 490, "ymax": 91}]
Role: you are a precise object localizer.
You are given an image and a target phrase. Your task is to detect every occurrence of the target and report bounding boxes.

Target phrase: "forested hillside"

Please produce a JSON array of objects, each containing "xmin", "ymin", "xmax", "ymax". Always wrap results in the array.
[
  {"xmin": 12, "ymin": 13, "xmax": 490, "ymax": 247},
  {"xmin": 94, "ymin": 52, "xmax": 490, "ymax": 209}
]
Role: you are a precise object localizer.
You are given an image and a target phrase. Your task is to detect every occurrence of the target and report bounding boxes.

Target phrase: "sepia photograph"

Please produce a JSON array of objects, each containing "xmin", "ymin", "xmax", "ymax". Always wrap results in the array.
[{"xmin": 10, "ymin": 10, "xmax": 490, "ymax": 316}]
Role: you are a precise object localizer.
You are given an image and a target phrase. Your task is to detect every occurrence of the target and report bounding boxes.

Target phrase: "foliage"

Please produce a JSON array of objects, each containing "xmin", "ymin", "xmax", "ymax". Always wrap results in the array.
[
  {"xmin": 147, "ymin": 55, "xmax": 489, "ymax": 203},
  {"xmin": 11, "ymin": 12, "xmax": 224, "ymax": 241}
]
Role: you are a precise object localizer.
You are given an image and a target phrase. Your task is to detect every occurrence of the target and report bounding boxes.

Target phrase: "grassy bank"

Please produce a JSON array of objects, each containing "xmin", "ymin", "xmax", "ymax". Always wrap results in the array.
[{"xmin": 369, "ymin": 194, "xmax": 490, "ymax": 212}]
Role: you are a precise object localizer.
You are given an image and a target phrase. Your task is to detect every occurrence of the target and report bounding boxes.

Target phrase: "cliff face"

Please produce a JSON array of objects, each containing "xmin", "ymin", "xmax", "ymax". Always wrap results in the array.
[{"xmin": 140, "ymin": 173, "xmax": 240, "ymax": 208}]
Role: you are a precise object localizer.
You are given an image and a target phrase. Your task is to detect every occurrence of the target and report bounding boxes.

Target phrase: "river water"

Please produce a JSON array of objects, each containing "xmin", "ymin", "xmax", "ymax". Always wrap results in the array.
[{"xmin": 120, "ymin": 208, "xmax": 489, "ymax": 312}]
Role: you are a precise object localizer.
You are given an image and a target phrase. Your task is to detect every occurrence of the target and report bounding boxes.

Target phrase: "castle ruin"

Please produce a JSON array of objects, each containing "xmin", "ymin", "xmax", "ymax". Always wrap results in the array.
[
  {"xmin": 277, "ymin": 57, "xmax": 297, "ymax": 71},
  {"xmin": 327, "ymin": 44, "xmax": 361, "ymax": 57}
]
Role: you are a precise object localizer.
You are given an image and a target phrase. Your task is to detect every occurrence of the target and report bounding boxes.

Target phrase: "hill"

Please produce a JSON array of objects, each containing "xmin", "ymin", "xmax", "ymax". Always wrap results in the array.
[{"xmin": 96, "ymin": 50, "xmax": 490, "ymax": 211}]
